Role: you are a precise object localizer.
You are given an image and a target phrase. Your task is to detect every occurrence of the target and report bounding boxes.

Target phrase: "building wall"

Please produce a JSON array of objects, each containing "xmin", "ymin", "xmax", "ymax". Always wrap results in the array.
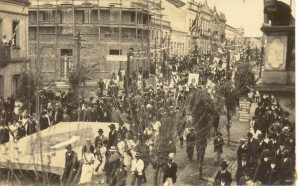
[{"xmin": 0, "ymin": 0, "xmax": 29, "ymax": 98}]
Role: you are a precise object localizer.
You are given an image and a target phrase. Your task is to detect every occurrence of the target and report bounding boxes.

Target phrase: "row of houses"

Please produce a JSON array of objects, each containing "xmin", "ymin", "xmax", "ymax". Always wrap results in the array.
[{"xmin": 0, "ymin": 0, "xmax": 250, "ymax": 97}]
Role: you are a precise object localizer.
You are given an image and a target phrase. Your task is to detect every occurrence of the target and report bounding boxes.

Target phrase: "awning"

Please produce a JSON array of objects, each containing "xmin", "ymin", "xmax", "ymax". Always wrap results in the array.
[{"xmin": 0, "ymin": 122, "xmax": 128, "ymax": 175}]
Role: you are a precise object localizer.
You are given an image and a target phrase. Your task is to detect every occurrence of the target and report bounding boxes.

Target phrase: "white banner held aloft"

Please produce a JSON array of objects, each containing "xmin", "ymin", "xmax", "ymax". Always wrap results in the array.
[{"xmin": 188, "ymin": 73, "xmax": 199, "ymax": 86}]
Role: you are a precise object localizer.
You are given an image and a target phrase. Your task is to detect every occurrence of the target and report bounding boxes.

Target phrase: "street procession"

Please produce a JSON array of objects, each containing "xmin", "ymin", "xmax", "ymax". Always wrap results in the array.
[{"xmin": 0, "ymin": 0, "xmax": 296, "ymax": 185}]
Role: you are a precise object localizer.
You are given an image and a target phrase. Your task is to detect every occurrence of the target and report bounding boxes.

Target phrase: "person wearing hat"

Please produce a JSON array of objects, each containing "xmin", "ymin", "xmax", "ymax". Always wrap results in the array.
[
  {"xmin": 130, "ymin": 151, "xmax": 144, "ymax": 186},
  {"xmin": 93, "ymin": 139, "xmax": 107, "ymax": 184},
  {"xmin": 95, "ymin": 128, "xmax": 107, "ymax": 148},
  {"xmin": 239, "ymin": 169, "xmax": 252, "ymax": 185},
  {"xmin": 278, "ymin": 149, "xmax": 294, "ymax": 184},
  {"xmin": 25, "ymin": 114, "xmax": 37, "ymax": 136},
  {"xmin": 108, "ymin": 124, "xmax": 118, "ymax": 150},
  {"xmin": 247, "ymin": 132, "xmax": 259, "ymax": 167},
  {"xmin": 40, "ymin": 110, "xmax": 50, "ymax": 131},
  {"xmin": 256, "ymin": 149, "xmax": 272, "ymax": 184},
  {"xmin": 236, "ymin": 153, "xmax": 250, "ymax": 183},
  {"xmin": 237, "ymin": 138, "xmax": 248, "ymax": 162},
  {"xmin": 118, "ymin": 121, "xmax": 128, "ymax": 140},
  {"xmin": 162, "ymin": 153, "xmax": 177, "ymax": 186},
  {"xmin": 213, "ymin": 132, "xmax": 224, "ymax": 166},
  {"xmin": 62, "ymin": 109, "xmax": 70, "ymax": 122},
  {"xmin": 82, "ymin": 138, "xmax": 95, "ymax": 156},
  {"xmin": 186, "ymin": 127, "xmax": 196, "ymax": 161},
  {"xmin": 106, "ymin": 146, "xmax": 121, "ymax": 185},
  {"xmin": 62, "ymin": 144, "xmax": 78, "ymax": 185},
  {"xmin": 52, "ymin": 102, "xmax": 62, "ymax": 125},
  {"xmin": 214, "ymin": 161, "xmax": 232, "ymax": 186}
]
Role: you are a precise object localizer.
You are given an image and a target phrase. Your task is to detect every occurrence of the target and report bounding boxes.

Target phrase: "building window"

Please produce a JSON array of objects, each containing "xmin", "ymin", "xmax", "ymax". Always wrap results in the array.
[
  {"xmin": 60, "ymin": 49, "xmax": 73, "ymax": 77},
  {"xmin": 84, "ymin": 10, "xmax": 90, "ymax": 23},
  {"xmin": 12, "ymin": 21, "xmax": 18, "ymax": 46},
  {"xmin": 131, "ymin": 12, "xmax": 135, "ymax": 22},
  {"xmin": 109, "ymin": 49, "xmax": 122, "ymax": 55}
]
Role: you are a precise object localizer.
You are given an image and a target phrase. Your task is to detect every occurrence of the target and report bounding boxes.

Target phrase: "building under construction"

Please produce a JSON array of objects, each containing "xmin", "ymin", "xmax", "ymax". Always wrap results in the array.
[{"xmin": 28, "ymin": 0, "xmax": 171, "ymax": 88}]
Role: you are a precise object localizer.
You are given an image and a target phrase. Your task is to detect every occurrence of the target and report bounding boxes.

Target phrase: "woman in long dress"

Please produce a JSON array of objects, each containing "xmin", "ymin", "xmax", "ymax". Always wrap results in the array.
[
  {"xmin": 79, "ymin": 146, "xmax": 95, "ymax": 184},
  {"xmin": 93, "ymin": 142, "xmax": 107, "ymax": 184}
]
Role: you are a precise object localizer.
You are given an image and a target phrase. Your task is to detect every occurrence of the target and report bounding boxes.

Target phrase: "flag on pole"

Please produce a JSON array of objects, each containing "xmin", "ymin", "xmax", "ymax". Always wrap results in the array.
[{"xmin": 190, "ymin": 2, "xmax": 201, "ymax": 32}]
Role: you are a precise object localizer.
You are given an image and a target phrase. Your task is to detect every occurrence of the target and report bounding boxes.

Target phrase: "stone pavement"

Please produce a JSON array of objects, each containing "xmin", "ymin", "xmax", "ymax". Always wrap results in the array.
[{"xmin": 173, "ymin": 103, "xmax": 256, "ymax": 186}]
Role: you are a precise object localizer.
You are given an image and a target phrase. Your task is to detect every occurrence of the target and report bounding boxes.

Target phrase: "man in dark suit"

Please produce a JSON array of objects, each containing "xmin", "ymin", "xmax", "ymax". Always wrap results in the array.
[
  {"xmin": 278, "ymin": 150, "xmax": 294, "ymax": 184},
  {"xmin": 26, "ymin": 115, "xmax": 37, "ymax": 135},
  {"xmin": 186, "ymin": 127, "xmax": 196, "ymax": 161},
  {"xmin": 162, "ymin": 153, "xmax": 177, "ymax": 186},
  {"xmin": 52, "ymin": 104, "xmax": 62, "ymax": 125},
  {"xmin": 0, "ymin": 124, "xmax": 10, "ymax": 144},
  {"xmin": 213, "ymin": 132, "xmax": 224, "ymax": 165},
  {"xmin": 214, "ymin": 161, "xmax": 232, "ymax": 186},
  {"xmin": 118, "ymin": 121, "xmax": 128, "ymax": 140},
  {"xmin": 247, "ymin": 132, "xmax": 259, "ymax": 166},
  {"xmin": 237, "ymin": 138, "xmax": 248, "ymax": 162},
  {"xmin": 236, "ymin": 154, "xmax": 250, "ymax": 184},
  {"xmin": 62, "ymin": 144, "xmax": 78, "ymax": 185},
  {"xmin": 108, "ymin": 124, "xmax": 118, "ymax": 150},
  {"xmin": 95, "ymin": 128, "xmax": 107, "ymax": 147},
  {"xmin": 40, "ymin": 110, "xmax": 50, "ymax": 131}
]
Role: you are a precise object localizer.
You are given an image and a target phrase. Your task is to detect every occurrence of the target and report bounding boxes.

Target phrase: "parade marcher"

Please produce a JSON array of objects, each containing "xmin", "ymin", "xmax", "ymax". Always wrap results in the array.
[
  {"xmin": 82, "ymin": 138, "xmax": 95, "ymax": 155},
  {"xmin": 238, "ymin": 169, "xmax": 251, "ymax": 185},
  {"xmin": 106, "ymin": 146, "xmax": 121, "ymax": 186},
  {"xmin": 236, "ymin": 154, "xmax": 250, "ymax": 184},
  {"xmin": 247, "ymin": 132, "xmax": 259, "ymax": 166},
  {"xmin": 237, "ymin": 138, "xmax": 248, "ymax": 162},
  {"xmin": 256, "ymin": 149, "xmax": 272, "ymax": 185},
  {"xmin": 52, "ymin": 103, "xmax": 63, "ymax": 125},
  {"xmin": 79, "ymin": 145, "xmax": 95, "ymax": 184},
  {"xmin": 62, "ymin": 144, "xmax": 78, "ymax": 185},
  {"xmin": 278, "ymin": 150, "xmax": 294, "ymax": 184},
  {"xmin": 116, "ymin": 164, "xmax": 128, "ymax": 186},
  {"xmin": 25, "ymin": 115, "xmax": 37, "ymax": 136},
  {"xmin": 40, "ymin": 110, "xmax": 50, "ymax": 130},
  {"xmin": 186, "ymin": 127, "xmax": 196, "ymax": 161},
  {"xmin": 213, "ymin": 132, "xmax": 224, "ymax": 166},
  {"xmin": 195, "ymin": 135, "xmax": 207, "ymax": 163},
  {"xmin": 0, "ymin": 124, "xmax": 10, "ymax": 144},
  {"xmin": 95, "ymin": 128, "xmax": 107, "ymax": 147},
  {"xmin": 118, "ymin": 121, "xmax": 128, "ymax": 140},
  {"xmin": 162, "ymin": 153, "xmax": 177, "ymax": 186},
  {"xmin": 214, "ymin": 161, "xmax": 232, "ymax": 186},
  {"xmin": 130, "ymin": 151, "xmax": 144, "ymax": 186},
  {"xmin": 108, "ymin": 124, "xmax": 118, "ymax": 150},
  {"xmin": 93, "ymin": 140, "xmax": 107, "ymax": 184}
]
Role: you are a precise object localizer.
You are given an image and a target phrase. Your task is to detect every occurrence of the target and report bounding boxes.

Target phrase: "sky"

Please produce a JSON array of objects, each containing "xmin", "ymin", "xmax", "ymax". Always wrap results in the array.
[{"xmin": 206, "ymin": 0, "xmax": 296, "ymax": 37}]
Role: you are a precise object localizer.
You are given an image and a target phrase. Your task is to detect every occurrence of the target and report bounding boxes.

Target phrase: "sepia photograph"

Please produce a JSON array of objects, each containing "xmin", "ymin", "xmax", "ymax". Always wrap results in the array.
[{"xmin": 0, "ymin": 0, "xmax": 296, "ymax": 185}]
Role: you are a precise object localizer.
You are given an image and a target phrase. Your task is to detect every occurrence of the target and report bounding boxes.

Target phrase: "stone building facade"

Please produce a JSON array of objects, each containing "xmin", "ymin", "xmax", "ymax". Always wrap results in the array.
[{"xmin": 0, "ymin": 0, "xmax": 30, "ymax": 98}]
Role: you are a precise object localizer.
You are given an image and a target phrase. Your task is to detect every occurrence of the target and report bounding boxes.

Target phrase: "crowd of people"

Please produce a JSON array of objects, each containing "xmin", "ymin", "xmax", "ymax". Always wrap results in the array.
[{"xmin": 234, "ymin": 95, "xmax": 295, "ymax": 185}]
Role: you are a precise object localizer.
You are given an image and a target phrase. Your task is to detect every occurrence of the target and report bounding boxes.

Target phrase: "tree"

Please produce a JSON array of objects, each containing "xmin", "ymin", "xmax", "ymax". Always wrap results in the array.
[
  {"xmin": 234, "ymin": 62, "xmax": 256, "ymax": 95},
  {"xmin": 215, "ymin": 81, "xmax": 239, "ymax": 146},
  {"xmin": 15, "ymin": 71, "xmax": 37, "ymax": 113},
  {"xmin": 68, "ymin": 63, "xmax": 99, "ymax": 97}
]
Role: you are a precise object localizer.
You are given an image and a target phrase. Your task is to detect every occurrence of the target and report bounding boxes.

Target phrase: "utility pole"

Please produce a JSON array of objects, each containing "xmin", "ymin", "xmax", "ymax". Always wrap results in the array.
[
  {"xmin": 125, "ymin": 49, "xmax": 132, "ymax": 96},
  {"xmin": 74, "ymin": 31, "xmax": 82, "ymax": 68}
]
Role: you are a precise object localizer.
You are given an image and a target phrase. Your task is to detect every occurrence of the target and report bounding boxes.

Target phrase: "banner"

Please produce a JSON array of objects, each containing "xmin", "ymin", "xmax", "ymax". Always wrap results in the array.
[
  {"xmin": 188, "ymin": 73, "xmax": 199, "ymax": 86},
  {"xmin": 239, "ymin": 97, "xmax": 251, "ymax": 122}
]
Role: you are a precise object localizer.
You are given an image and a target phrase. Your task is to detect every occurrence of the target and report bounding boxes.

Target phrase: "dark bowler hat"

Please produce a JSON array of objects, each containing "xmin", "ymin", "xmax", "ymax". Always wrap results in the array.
[
  {"xmin": 65, "ymin": 144, "xmax": 72, "ymax": 149},
  {"xmin": 109, "ymin": 124, "xmax": 116, "ymax": 129},
  {"xmin": 217, "ymin": 132, "xmax": 222, "ymax": 136},
  {"xmin": 220, "ymin": 161, "xmax": 228, "ymax": 168},
  {"xmin": 98, "ymin": 128, "xmax": 103, "ymax": 133}
]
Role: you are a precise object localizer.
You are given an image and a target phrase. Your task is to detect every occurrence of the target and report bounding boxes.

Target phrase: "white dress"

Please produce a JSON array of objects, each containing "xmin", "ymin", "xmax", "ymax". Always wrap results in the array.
[
  {"xmin": 93, "ymin": 147, "xmax": 106, "ymax": 175},
  {"xmin": 79, "ymin": 152, "xmax": 95, "ymax": 184}
]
